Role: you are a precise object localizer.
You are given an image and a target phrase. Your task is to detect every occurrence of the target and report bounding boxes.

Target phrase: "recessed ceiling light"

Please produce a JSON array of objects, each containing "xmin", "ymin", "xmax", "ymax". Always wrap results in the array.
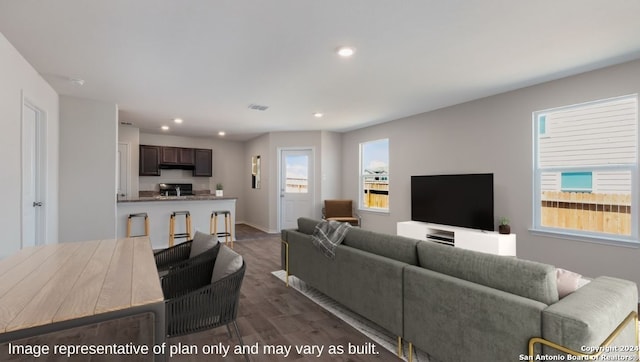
[
  {"xmin": 336, "ymin": 46, "xmax": 355, "ymax": 57},
  {"xmin": 173, "ymin": 118, "xmax": 183, "ymax": 124},
  {"xmin": 161, "ymin": 125, "xmax": 169, "ymax": 131},
  {"xmin": 313, "ymin": 112, "xmax": 324, "ymax": 118},
  {"xmin": 218, "ymin": 131, "xmax": 226, "ymax": 136}
]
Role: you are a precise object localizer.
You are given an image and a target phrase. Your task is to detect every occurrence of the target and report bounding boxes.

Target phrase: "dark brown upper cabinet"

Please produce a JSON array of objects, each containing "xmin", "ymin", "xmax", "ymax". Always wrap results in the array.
[
  {"xmin": 193, "ymin": 148, "xmax": 212, "ymax": 177},
  {"xmin": 139, "ymin": 145, "xmax": 211, "ymax": 177},
  {"xmin": 139, "ymin": 145, "xmax": 161, "ymax": 176},
  {"xmin": 161, "ymin": 147, "xmax": 194, "ymax": 165}
]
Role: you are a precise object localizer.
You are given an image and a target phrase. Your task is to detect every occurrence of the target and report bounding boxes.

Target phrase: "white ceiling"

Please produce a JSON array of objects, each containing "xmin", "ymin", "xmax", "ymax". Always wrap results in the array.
[{"xmin": 1, "ymin": 1, "xmax": 640, "ymax": 141}]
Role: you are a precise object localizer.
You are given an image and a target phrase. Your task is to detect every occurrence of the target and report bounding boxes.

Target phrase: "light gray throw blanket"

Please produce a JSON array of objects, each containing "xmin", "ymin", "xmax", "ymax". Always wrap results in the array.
[{"xmin": 311, "ymin": 220, "xmax": 352, "ymax": 259}]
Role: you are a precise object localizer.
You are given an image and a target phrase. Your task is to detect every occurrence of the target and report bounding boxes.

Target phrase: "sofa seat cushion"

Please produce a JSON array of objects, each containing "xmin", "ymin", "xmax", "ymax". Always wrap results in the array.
[{"xmin": 417, "ymin": 241, "xmax": 559, "ymax": 305}]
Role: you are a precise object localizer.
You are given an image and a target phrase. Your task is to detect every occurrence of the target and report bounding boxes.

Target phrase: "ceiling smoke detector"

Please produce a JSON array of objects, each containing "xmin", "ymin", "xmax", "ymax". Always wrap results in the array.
[
  {"xmin": 69, "ymin": 77, "xmax": 85, "ymax": 86},
  {"xmin": 248, "ymin": 104, "xmax": 269, "ymax": 111}
]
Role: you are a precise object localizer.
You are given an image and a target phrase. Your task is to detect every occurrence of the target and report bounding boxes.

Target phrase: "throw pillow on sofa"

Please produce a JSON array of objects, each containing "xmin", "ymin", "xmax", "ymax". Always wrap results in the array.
[
  {"xmin": 211, "ymin": 245, "xmax": 243, "ymax": 282},
  {"xmin": 189, "ymin": 230, "xmax": 219, "ymax": 258},
  {"xmin": 556, "ymin": 268, "xmax": 583, "ymax": 298}
]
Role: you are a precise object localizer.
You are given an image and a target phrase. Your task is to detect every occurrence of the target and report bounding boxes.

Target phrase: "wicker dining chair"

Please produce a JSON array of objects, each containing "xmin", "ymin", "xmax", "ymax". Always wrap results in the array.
[
  {"xmin": 161, "ymin": 256, "xmax": 249, "ymax": 362},
  {"xmin": 154, "ymin": 239, "xmax": 220, "ymax": 274}
]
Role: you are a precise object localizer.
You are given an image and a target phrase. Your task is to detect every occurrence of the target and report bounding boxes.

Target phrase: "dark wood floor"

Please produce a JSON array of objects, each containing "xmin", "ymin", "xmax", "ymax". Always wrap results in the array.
[{"xmin": 168, "ymin": 225, "xmax": 401, "ymax": 361}]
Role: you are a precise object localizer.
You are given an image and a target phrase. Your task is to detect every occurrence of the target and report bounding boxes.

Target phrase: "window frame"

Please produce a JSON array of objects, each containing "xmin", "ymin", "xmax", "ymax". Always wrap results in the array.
[
  {"xmin": 531, "ymin": 94, "xmax": 639, "ymax": 247},
  {"xmin": 359, "ymin": 138, "xmax": 389, "ymax": 213}
]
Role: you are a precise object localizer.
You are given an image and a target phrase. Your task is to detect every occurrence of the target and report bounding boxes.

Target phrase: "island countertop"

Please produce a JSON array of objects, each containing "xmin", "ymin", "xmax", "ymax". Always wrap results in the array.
[{"xmin": 117, "ymin": 195, "xmax": 237, "ymax": 203}]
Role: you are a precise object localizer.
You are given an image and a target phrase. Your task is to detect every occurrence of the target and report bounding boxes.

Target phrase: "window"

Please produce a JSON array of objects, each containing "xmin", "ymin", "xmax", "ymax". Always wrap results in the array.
[
  {"xmin": 533, "ymin": 94, "xmax": 638, "ymax": 244},
  {"xmin": 359, "ymin": 138, "xmax": 389, "ymax": 211}
]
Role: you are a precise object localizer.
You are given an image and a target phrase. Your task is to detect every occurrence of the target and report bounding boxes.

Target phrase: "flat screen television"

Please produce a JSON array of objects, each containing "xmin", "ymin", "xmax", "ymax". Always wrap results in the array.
[{"xmin": 411, "ymin": 173, "xmax": 494, "ymax": 231}]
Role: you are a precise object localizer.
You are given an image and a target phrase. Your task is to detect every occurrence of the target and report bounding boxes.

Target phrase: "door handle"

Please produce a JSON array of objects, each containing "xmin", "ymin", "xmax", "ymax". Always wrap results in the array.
[{"xmin": 33, "ymin": 202, "xmax": 43, "ymax": 207}]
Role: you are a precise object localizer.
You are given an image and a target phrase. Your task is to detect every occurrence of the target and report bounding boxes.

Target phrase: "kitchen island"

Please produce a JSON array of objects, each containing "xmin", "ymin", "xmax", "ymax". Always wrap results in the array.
[{"xmin": 117, "ymin": 195, "xmax": 237, "ymax": 249}]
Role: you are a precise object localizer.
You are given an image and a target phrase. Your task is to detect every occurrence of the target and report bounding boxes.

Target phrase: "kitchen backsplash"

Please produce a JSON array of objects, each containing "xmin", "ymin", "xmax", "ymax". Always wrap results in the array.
[
  {"xmin": 138, "ymin": 189, "xmax": 212, "ymax": 197},
  {"xmin": 139, "ymin": 169, "xmax": 212, "ymax": 192}
]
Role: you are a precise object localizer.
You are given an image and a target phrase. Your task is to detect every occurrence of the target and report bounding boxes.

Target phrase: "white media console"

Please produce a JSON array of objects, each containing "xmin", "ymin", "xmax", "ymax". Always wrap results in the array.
[{"xmin": 397, "ymin": 221, "xmax": 516, "ymax": 256}]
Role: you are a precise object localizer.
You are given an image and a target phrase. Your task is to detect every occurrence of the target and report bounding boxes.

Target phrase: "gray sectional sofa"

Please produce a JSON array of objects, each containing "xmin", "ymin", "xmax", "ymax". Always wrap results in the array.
[{"xmin": 281, "ymin": 217, "xmax": 638, "ymax": 362}]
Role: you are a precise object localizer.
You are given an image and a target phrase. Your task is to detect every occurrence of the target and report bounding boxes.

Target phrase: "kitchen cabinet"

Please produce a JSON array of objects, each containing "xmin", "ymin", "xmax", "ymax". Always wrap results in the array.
[
  {"xmin": 161, "ymin": 147, "xmax": 194, "ymax": 165},
  {"xmin": 139, "ymin": 145, "xmax": 211, "ymax": 177},
  {"xmin": 139, "ymin": 145, "xmax": 160, "ymax": 176},
  {"xmin": 193, "ymin": 148, "xmax": 212, "ymax": 177}
]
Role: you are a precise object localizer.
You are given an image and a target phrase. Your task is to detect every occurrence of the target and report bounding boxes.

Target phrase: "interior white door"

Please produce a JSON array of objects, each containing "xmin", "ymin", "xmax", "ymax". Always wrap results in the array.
[
  {"xmin": 117, "ymin": 143, "xmax": 130, "ymax": 199},
  {"xmin": 280, "ymin": 149, "xmax": 314, "ymax": 230},
  {"xmin": 21, "ymin": 101, "xmax": 44, "ymax": 248}
]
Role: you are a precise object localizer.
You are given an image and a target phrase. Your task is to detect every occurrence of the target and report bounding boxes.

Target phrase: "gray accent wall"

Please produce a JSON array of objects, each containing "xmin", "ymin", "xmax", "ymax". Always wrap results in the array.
[{"xmin": 341, "ymin": 59, "xmax": 640, "ymax": 286}]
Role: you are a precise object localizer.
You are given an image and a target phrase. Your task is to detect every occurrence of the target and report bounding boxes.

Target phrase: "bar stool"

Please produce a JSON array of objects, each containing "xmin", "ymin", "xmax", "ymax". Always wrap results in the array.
[
  {"xmin": 210, "ymin": 210, "xmax": 233, "ymax": 248},
  {"xmin": 169, "ymin": 211, "xmax": 192, "ymax": 247},
  {"xmin": 126, "ymin": 212, "xmax": 149, "ymax": 237}
]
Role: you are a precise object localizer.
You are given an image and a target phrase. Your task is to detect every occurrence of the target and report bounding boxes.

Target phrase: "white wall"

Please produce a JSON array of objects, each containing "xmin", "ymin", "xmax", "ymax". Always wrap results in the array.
[
  {"xmin": 320, "ymin": 131, "xmax": 342, "ymax": 201},
  {"xmin": 342, "ymin": 59, "xmax": 640, "ymax": 286},
  {"xmin": 59, "ymin": 96, "xmax": 117, "ymax": 242},
  {"xmin": 0, "ymin": 33, "xmax": 59, "ymax": 258},
  {"xmin": 243, "ymin": 134, "xmax": 271, "ymax": 231},
  {"xmin": 118, "ymin": 124, "xmax": 140, "ymax": 198}
]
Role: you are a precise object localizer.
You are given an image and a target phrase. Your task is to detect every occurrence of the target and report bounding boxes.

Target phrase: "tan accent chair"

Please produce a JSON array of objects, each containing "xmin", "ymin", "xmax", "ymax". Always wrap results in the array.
[{"xmin": 322, "ymin": 199, "xmax": 361, "ymax": 227}]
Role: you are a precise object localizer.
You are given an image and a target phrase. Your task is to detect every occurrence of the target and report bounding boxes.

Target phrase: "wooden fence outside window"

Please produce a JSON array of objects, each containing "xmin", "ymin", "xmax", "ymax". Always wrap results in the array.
[
  {"xmin": 541, "ymin": 191, "xmax": 631, "ymax": 236},
  {"xmin": 363, "ymin": 182, "xmax": 389, "ymax": 209}
]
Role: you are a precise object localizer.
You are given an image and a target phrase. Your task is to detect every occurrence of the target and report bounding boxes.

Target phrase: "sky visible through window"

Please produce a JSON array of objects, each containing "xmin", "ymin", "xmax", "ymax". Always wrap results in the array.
[
  {"xmin": 362, "ymin": 139, "xmax": 389, "ymax": 172},
  {"xmin": 286, "ymin": 155, "xmax": 308, "ymax": 180}
]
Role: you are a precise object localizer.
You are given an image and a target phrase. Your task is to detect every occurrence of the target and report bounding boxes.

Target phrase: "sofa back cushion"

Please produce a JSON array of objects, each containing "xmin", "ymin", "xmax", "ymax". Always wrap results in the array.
[
  {"xmin": 417, "ymin": 241, "xmax": 559, "ymax": 305},
  {"xmin": 297, "ymin": 217, "xmax": 321, "ymax": 235},
  {"xmin": 343, "ymin": 227, "xmax": 419, "ymax": 265}
]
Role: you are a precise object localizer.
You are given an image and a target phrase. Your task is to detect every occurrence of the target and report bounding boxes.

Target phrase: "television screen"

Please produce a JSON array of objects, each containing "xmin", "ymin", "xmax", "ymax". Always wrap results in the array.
[{"xmin": 411, "ymin": 173, "xmax": 494, "ymax": 231}]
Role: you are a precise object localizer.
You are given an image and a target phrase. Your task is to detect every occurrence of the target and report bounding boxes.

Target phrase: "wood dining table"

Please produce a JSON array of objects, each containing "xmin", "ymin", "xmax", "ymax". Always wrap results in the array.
[{"xmin": 0, "ymin": 237, "xmax": 165, "ymax": 361}]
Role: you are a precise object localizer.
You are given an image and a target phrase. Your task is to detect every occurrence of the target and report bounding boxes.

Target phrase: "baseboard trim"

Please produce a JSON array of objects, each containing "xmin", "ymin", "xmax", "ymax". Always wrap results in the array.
[{"xmin": 236, "ymin": 221, "xmax": 278, "ymax": 234}]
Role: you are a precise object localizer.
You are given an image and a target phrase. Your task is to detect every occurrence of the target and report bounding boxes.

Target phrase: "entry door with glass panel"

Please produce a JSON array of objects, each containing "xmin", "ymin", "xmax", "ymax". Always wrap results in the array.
[{"xmin": 280, "ymin": 149, "xmax": 314, "ymax": 230}]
